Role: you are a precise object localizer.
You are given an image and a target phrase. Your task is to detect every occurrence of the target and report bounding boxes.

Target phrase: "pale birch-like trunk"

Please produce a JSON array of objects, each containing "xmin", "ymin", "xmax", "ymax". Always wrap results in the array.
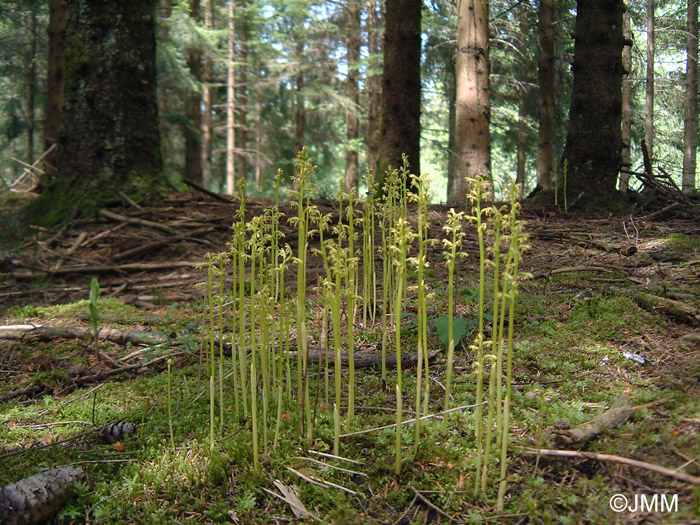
[
  {"xmin": 683, "ymin": 0, "xmax": 699, "ymax": 194},
  {"xmin": 450, "ymin": 0, "xmax": 491, "ymax": 206}
]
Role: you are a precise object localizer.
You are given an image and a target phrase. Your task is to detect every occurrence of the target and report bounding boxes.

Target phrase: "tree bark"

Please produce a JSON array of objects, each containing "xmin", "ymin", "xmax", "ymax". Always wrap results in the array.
[
  {"xmin": 226, "ymin": 0, "xmax": 236, "ymax": 195},
  {"xmin": 449, "ymin": 0, "xmax": 491, "ymax": 206},
  {"xmin": 202, "ymin": 0, "xmax": 214, "ymax": 185},
  {"xmin": 446, "ymin": 52, "xmax": 457, "ymax": 196},
  {"xmin": 645, "ymin": 0, "xmax": 654, "ymax": 158},
  {"xmin": 366, "ymin": 0, "xmax": 381, "ymax": 175},
  {"xmin": 237, "ymin": 0, "xmax": 249, "ymax": 184},
  {"xmin": 35, "ymin": 0, "xmax": 165, "ymax": 224},
  {"xmin": 255, "ymin": 97, "xmax": 262, "ymax": 189},
  {"xmin": 345, "ymin": 0, "xmax": 361, "ymax": 192},
  {"xmin": 515, "ymin": 10, "xmax": 529, "ymax": 190},
  {"xmin": 682, "ymin": 0, "xmax": 698, "ymax": 194},
  {"xmin": 185, "ymin": 0, "xmax": 203, "ymax": 186},
  {"xmin": 536, "ymin": 0, "xmax": 554, "ymax": 191},
  {"xmin": 560, "ymin": 0, "xmax": 624, "ymax": 207},
  {"xmin": 620, "ymin": 0, "xmax": 632, "ymax": 192},
  {"xmin": 27, "ymin": 10, "xmax": 37, "ymax": 164},
  {"xmin": 377, "ymin": 0, "xmax": 421, "ymax": 188},
  {"xmin": 295, "ymin": 40, "xmax": 306, "ymax": 156},
  {"xmin": 44, "ymin": 0, "xmax": 66, "ymax": 166}
]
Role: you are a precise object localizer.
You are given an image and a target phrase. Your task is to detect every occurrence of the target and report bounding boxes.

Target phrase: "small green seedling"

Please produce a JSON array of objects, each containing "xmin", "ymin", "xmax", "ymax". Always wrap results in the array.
[{"xmin": 88, "ymin": 277, "xmax": 100, "ymax": 358}]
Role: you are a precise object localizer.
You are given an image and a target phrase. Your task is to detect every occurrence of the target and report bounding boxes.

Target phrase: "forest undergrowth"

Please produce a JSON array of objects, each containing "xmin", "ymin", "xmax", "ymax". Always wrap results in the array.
[{"xmin": 0, "ymin": 159, "xmax": 699, "ymax": 523}]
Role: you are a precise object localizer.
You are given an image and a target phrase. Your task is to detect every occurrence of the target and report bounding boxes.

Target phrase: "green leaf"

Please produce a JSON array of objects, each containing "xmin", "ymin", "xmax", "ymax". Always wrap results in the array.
[
  {"xmin": 89, "ymin": 277, "xmax": 100, "ymax": 305},
  {"xmin": 88, "ymin": 277, "xmax": 100, "ymax": 333},
  {"xmin": 436, "ymin": 315, "xmax": 468, "ymax": 350}
]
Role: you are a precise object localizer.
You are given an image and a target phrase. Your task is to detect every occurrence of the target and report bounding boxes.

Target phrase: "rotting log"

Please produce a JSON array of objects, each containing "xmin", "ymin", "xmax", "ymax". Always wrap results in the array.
[
  {"xmin": 553, "ymin": 392, "xmax": 635, "ymax": 448},
  {"xmin": 613, "ymin": 287, "xmax": 700, "ymax": 326}
]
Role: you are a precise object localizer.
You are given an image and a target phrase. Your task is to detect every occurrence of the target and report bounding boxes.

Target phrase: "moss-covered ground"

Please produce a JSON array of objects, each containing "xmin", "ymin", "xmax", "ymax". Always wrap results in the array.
[{"xmin": 0, "ymin": 194, "xmax": 698, "ymax": 523}]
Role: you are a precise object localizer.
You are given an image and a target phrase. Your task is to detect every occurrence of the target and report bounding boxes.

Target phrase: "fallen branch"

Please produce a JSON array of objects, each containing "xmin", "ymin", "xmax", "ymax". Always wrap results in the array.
[
  {"xmin": 182, "ymin": 178, "xmax": 233, "ymax": 204},
  {"xmin": 302, "ymin": 347, "xmax": 441, "ymax": 369},
  {"xmin": 340, "ymin": 401, "xmax": 484, "ymax": 438},
  {"xmin": 98, "ymin": 209, "xmax": 174, "ymax": 234},
  {"xmin": 521, "ymin": 447, "xmax": 700, "ymax": 485},
  {"xmin": 552, "ymin": 392, "xmax": 635, "ymax": 448},
  {"xmin": 0, "ymin": 324, "xmax": 167, "ymax": 346},
  {"xmin": 8, "ymin": 260, "xmax": 204, "ymax": 279},
  {"xmin": 112, "ymin": 226, "xmax": 213, "ymax": 262},
  {"xmin": 532, "ymin": 265, "xmax": 619, "ymax": 280}
]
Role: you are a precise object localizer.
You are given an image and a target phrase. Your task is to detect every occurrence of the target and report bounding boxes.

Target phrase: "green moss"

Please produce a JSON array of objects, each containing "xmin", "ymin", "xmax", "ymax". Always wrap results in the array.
[{"xmin": 665, "ymin": 233, "xmax": 700, "ymax": 254}]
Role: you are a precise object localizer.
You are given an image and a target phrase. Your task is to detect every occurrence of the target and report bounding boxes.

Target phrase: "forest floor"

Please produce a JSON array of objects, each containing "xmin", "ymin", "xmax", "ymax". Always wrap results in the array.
[{"xmin": 0, "ymin": 190, "xmax": 699, "ymax": 524}]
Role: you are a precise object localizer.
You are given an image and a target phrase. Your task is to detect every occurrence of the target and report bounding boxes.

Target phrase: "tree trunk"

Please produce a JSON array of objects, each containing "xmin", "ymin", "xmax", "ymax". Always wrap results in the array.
[
  {"xmin": 377, "ymin": 0, "xmax": 421, "ymax": 188},
  {"xmin": 449, "ymin": 0, "xmax": 490, "ymax": 206},
  {"xmin": 536, "ymin": 0, "xmax": 554, "ymax": 192},
  {"xmin": 515, "ymin": 11, "xmax": 528, "ymax": 190},
  {"xmin": 157, "ymin": 0, "xmax": 171, "ymax": 172},
  {"xmin": 366, "ymin": 0, "xmax": 381, "ymax": 175},
  {"xmin": 446, "ymin": 52, "xmax": 457, "ymax": 197},
  {"xmin": 237, "ymin": 0, "xmax": 249, "ymax": 185},
  {"xmin": 620, "ymin": 0, "xmax": 632, "ymax": 192},
  {"xmin": 682, "ymin": 0, "xmax": 698, "ymax": 194},
  {"xmin": 561, "ymin": 0, "xmax": 624, "ymax": 207},
  {"xmin": 645, "ymin": 0, "xmax": 654, "ymax": 158},
  {"xmin": 345, "ymin": 0, "xmax": 361, "ymax": 192},
  {"xmin": 44, "ymin": 0, "xmax": 66, "ymax": 168},
  {"xmin": 255, "ymin": 97, "xmax": 262, "ymax": 190},
  {"xmin": 226, "ymin": 0, "xmax": 236, "ymax": 195},
  {"xmin": 35, "ymin": 0, "xmax": 165, "ymax": 224},
  {"xmin": 185, "ymin": 0, "xmax": 203, "ymax": 186},
  {"xmin": 202, "ymin": 0, "xmax": 214, "ymax": 185},
  {"xmin": 295, "ymin": 40, "xmax": 305, "ymax": 156},
  {"xmin": 26, "ymin": 10, "xmax": 37, "ymax": 165}
]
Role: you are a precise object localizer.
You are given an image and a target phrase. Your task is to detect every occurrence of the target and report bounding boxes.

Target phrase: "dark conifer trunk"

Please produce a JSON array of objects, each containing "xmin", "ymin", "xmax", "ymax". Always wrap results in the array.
[
  {"xmin": 185, "ymin": 0, "xmax": 203, "ymax": 185},
  {"xmin": 561, "ymin": 0, "xmax": 624, "ymax": 206},
  {"xmin": 44, "ymin": 0, "xmax": 66, "ymax": 163},
  {"xmin": 377, "ymin": 0, "xmax": 421, "ymax": 186},
  {"xmin": 345, "ymin": 0, "xmax": 361, "ymax": 192},
  {"xmin": 536, "ymin": 0, "xmax": 554, "ymax": 191},
  {"xmin": 26, "ymin": 10, "xmax": 37, "ymax": 164},
  {"xmin": 237, "ymin": 0, "xmax": 249, "ymax": 184},
  {"xmin": 366, "ymin": 0, "xmax": 381, "ymax": 174},
  {"xmin": 36, "ymin": 0, "xmax": 165, "ymax": 223}
]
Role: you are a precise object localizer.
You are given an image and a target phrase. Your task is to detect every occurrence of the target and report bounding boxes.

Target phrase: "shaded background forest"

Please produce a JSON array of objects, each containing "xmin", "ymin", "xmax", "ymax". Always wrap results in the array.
[{"xmin": 0, "ymin": 0, "xmax": 697, "ymax": 202}]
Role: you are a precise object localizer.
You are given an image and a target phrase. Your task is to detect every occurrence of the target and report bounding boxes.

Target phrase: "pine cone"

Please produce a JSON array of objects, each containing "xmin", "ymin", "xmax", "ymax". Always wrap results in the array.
[
  {"xmin": 101, "ymin": 421, "xmax": 137, "ymax": 443},
  {"xmin": 0, "ymin": 466, "xmax": 85, "ymax": 525}
]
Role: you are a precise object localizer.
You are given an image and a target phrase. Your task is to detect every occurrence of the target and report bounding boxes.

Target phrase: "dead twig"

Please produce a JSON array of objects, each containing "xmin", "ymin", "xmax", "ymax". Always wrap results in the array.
[
  {"xmin": 411, "ymin": 487, "xmax": 455, "ymax": 522},
  {"xmin": 99, "ymin": 209, "xmax": 174, "ymax": 234},
  {"xmin": 520, "ymin": 447, "xmax": 700, "ymax": 485}
]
